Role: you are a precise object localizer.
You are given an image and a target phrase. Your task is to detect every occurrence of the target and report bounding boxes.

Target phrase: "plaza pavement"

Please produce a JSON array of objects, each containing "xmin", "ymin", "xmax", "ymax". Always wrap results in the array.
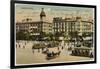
[{"xmin": 16, "ymin": 41, "xmax": 94, "ymax": 65}]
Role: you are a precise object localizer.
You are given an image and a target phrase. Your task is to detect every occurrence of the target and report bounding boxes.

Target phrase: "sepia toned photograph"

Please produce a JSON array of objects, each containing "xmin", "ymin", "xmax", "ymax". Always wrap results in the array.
[{"xmin": 11, "ymin": 1, "xmax": 96, "ymax": 68}]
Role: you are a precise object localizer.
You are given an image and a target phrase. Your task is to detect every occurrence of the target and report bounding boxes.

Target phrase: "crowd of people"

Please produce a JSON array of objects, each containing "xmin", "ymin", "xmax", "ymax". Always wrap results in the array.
[
  {"xmin": 16, "ymin": 41, "xmax": 27, "ymax": 49},
  {"xmin": 16, "ymin": 41, "xmax": 94, "ymax": 59}
]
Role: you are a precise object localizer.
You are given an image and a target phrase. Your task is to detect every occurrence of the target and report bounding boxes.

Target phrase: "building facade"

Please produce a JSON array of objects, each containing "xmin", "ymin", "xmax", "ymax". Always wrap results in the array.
[
  {"xmin": 16, "ymin": 8, "xmax": 52, "ymax": 35},
  {"xmin": 53, "ymin": 16, "xmax": 93, "ymax": 35},
  {"xmin": 16, "ymin": 8, "xmax": 93, "ymax": 37}
]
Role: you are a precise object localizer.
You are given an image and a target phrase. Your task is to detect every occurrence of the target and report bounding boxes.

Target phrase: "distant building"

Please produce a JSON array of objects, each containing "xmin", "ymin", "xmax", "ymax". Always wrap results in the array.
[{"xmin": 16, "ymin": 8, "xmax": 52, "ymax": 35}]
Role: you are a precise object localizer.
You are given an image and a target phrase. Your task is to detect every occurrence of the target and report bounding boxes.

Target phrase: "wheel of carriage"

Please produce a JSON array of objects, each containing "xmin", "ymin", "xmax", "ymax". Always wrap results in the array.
[{"xmin": 47, "ymin": 53, "xmax": 52, "ymax": 57}]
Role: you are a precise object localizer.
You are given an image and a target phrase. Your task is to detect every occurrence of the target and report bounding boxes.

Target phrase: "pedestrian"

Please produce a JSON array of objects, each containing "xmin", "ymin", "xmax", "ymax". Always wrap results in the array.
[
  {"xmin": 25, "ymin": 41, "xmax": 27, "ymax": 45},
  {"xmin": 52, "ymin": 51, "xmax": 55, "ymax": 56},
  {"xmin": 42, "ymin": 48, "xmax": 44, "ymax": 51},
  {"xmin": 46, "ymin": 48, "xmax": 49, "ymax": 52},
  {"xmin": 90, "ymin": 52, "xmax": 93, "ymax": 58},
  {"xmin": 62, "ymin": 46, "xmax": 63, "ymax": 50},
  {"xmin": 58, "ymin": 51, "xmax": 61, "ymax": 55},
  {"xmin": 23, "ymin": 46, "xmax": 25, "ymax": 49},
  {"xmin": 57, "ymin": 47, "xmax": 59, "ymax": 50},
  {"xmin": 19, "ymin": 44, "xmax": 20, "ymax": 48},
  {"xmin": 32, "ymin": 49, "xmax": 34, "ymax": 54},
  {"xmin": 38, "ymin": 48, "xmax": 40, "ymax": 52}
]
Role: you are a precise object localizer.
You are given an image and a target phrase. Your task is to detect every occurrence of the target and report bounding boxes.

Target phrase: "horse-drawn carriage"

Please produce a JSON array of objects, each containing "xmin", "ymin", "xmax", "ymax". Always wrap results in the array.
[{"xmin": 46, "ymin": 51, "xmax": 61, "ymax": 60}]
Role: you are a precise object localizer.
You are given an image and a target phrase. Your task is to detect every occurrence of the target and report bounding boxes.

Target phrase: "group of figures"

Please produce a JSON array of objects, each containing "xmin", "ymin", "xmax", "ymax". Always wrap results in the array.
[
  {"xmin": 16, "ymin": 41, "xmax": 27, "ymax": 49},
  {"xmin": 16, "ymin": 41, "xmax": 94, "ymax": 60},
  {"xmin": 31, "ymin": 45, "xmax": 66, "ymax": 60}
]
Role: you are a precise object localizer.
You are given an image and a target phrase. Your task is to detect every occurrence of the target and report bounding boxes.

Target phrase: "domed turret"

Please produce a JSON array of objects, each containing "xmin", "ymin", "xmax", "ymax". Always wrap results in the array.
[
  {"xmin": 40, "ymin": 8, "xmax": 46, "ymax": 21},
  {"xmin": 40, "ymin": 8, "xmax": 46, "ymax": 17}
]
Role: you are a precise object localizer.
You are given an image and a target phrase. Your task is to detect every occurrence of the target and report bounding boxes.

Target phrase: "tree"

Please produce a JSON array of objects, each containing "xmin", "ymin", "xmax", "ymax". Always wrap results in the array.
[
  {"xmin": 46, "ymin": 32, "xmax": 53, "ymax": 41},
  {"xmin": 82, "ymin": 32, "xmax": 93, "ymax": 37},
  {"xmin": 38, "ymin": 32, "xmax": 46, "ymax": 41},
  {"xmin": 16, "ymin": 31, "xmax": 26, "ymax": 40},
  {"xmin": 54, "ymin": 32, "xmax": 60, "ymax": 41},
  {"xmin": 68, "ymin": 31, "xmax": 79, "ymax": 41}
]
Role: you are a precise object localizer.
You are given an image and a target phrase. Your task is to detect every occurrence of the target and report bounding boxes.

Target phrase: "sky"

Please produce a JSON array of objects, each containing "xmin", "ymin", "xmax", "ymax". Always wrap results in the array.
[{"xmin": 15, "ymin": 3, "xmax": 94, "ymax": 23}]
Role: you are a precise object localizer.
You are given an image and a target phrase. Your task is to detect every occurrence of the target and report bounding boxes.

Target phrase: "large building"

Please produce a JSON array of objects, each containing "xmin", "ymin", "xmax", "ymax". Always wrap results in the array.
[
  {"xmin": 53, "ymin": 16, "xmax": 93, "ymax": 35},
  {"xmin": 16, "ymin": 8, "xmax": 52, "ymax": 35},
  {"xmin": 16, "ymin": 8, "xmax": 93, "ymax": 37}
]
